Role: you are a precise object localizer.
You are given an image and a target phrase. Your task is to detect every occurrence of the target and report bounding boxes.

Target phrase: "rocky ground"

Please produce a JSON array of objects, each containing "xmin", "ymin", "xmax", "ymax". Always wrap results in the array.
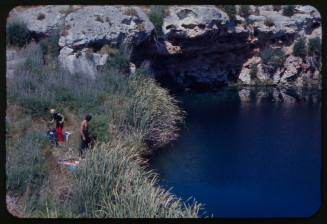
[{"xmin": 7, "ymin": 5, "xmax": 322, "ymax": 88}]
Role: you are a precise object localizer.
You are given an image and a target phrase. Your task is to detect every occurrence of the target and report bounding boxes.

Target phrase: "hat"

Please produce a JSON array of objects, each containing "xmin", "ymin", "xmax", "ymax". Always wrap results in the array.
[{"xmin": 50, "ymin": 109, "xmax": 56, "ymax": 114}]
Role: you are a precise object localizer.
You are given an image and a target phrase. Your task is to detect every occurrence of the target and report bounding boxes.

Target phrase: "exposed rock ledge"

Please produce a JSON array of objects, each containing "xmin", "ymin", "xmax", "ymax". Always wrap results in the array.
[
  {"xmin": 149, "ymin": 5, "xmax": 321, "ymax": 90},
  {"xmin": 8, "ymin": 5, "xmax": 321, "ymax": 88}
]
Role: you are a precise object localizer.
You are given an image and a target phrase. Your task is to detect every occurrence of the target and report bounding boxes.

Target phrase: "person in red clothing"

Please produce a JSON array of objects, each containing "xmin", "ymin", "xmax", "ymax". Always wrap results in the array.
[{"xmin": 49, "ymin": 109, "xmax": 65, "ymax": 144}]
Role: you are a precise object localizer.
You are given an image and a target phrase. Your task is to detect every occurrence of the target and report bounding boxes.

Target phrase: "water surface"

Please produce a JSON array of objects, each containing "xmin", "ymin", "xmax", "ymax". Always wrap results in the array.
[{"xmin": 150, "ymin": 87, "xmax": 321, "ymax": 218}]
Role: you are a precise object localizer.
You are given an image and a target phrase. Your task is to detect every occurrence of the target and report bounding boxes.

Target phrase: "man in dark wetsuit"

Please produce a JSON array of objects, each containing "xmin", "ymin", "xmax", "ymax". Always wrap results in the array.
[{"xmin": 80, "ymin": 114, "xmax": 92, "ymax": 158}]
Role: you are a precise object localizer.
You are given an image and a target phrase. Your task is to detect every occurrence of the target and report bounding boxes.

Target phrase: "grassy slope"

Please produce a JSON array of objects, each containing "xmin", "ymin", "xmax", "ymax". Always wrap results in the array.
[{"xmin": 6, "ymin": 42, "xmax": 203, "ymax": 218}]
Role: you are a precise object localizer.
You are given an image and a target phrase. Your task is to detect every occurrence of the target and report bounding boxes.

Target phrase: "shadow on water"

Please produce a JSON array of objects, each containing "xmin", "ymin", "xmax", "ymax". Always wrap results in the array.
[{"xmin": 149, "ymin": 86, "xmax": 321, "ymax": 218}]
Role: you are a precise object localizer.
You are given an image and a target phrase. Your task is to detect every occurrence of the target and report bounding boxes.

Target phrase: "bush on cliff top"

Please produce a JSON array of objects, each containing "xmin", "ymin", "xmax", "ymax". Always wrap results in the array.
[
  {"xmin": 260, "ymin": 47, "xmax": 286, "ymax": 73},
  {"xmin": 264, "ymin": 17, "xmax": 275, "ymax": 27},
  {"xmin": 106, "ymin": 45, "xmax": 130, "ymax": 73},
  {"xmin": 148, "ymin": 5, "xmax": 165, "ymax": 35},
  {"xmin": 239, "ymin": 5, "xmax": 251, "ymax": 18},
  {"xmin": 6, "ymin": 20, "xmax": 31, "ymax": 47},
  {"xmin": 224, "ymin": 5, "xmax": 237, "ymax": 20},
  {"xmin": 39, "ymin": 29, "xmax": 61, "ymax": 61},
  {"xmin": 308, "ymin": 37, "xmax": 321, "ymax": 56},
  {"xmin": 282, "ymin": 5, "xmax": 295, "ymax": 17},
  {"xmin": 293, "ymin": 37, "xmax": 307, "ymax": 58}
]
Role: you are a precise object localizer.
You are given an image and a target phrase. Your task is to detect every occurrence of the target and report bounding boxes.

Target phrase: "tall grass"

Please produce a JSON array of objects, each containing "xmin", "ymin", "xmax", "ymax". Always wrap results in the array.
[
  {"xmin": 69, "ymin": 142, "xmax": 202, "ymax": 218},
  {"xmin": 6, "ymin": 132, "xmax": 48, "ymax": 195},
  {"xmin": 7, "ymin": 42, "xmax": 201, "ymax": 217}
]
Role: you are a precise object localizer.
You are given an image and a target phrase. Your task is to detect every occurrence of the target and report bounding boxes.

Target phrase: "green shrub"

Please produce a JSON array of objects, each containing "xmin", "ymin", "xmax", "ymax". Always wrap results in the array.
[
  {"xmin": 6, "ymin": 20, "xmax": 31, "ymax": 47},
  {"xmin": 39, "ymin": 29, "xmax": 61, "ymax": 59},
  {"xmin": 106, "ymin": 46, "xmax": 130, "ymax": 73},
  {"xmin": 293, "ymin": 37, "xmax": 307, "ymax": 58},
  {"xmin": 260, "ymin": 47, "xmax": 286, "ymax": 73},
  {"xmin": 273, "ymin": 5, "xmax": 282, "ymax": 11},
  {"xmin": 282, "ymin": 5, "xmax": 295, "ymax": 17},
  {"xmin": 20, "ymin": 42, "xmax": 44, "ymax": 72},
  {"xmin": 249, "ymin": 64, "xmax": 257, "ymax": 80},
  {"xmin": 148, "ymin": 5, "xmax": 165, "ymax": 35},
  {"xmin": 254, "ymin": 6, "xmax": 260, "ymax": 16},
  {"xmin": 239, "ymin": 5, "xmax": 251, "ymax": 18},
  {"xmin": 264, "ymin": 17, "xmax": 275, "ymax": 27},
  {"xmin": 308, "ymin": 37, "xmax": 321, "ymax": 56},
  {"xmin": 88, "ymin": 115, "xmax": 111, "ymax": 142},
  {"xmin": 224, "ymin": 5, "xmax": 237, "ymax": 20}
]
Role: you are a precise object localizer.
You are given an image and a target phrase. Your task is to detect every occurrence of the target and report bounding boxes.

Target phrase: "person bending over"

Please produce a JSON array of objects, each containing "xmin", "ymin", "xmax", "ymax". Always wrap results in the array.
[{"xmin": 49, "ymin": 108, "xmax": 65, "ymax": 144}]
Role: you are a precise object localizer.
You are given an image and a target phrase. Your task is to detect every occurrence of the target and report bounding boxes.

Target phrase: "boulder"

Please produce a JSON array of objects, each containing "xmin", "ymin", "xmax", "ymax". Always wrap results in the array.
[
  {"xmin": 56, "ymin": 6, "xmax": 154, "ymax": 76},
  {"xmin": 252, "ymin": 6, "xmax": 321, "ymax": 40},
  {"xmin": 280, "ymin": 55, "xmax": 302, "ymax": 82},
  {"xmin": 8, "ymin": 6, "xmax": 69, "ymax": 37},
  {"xmin": 58, "ymin": 6, "xmax": 154, "ymax": 48},
  {"xmin": 238, "ymin": 68, "xmax": 251, "ymax": 85},
  {"xmin": 163, "ymin": 6, "xmax": 229, "ymax": 39},
  {"xmin": 58, "ymin": 46, "xmax": 108, "ymax": 78}
]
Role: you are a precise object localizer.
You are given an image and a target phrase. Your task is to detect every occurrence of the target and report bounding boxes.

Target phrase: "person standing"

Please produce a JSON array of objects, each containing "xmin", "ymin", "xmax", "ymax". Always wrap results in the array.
[
  {"xmin": 80, "ymin": 114, "xmax": 92, "ymax": 158},
  {"xmin": 49, "ymin": 108, "xmax": 65, "ymax": 144}
]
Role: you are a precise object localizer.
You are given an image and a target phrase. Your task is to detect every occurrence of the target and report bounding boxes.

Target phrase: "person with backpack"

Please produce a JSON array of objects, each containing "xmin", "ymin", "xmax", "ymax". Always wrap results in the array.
[{"xmin": 49, "ymin": 108, "xmax": 65, "ymax": 144}]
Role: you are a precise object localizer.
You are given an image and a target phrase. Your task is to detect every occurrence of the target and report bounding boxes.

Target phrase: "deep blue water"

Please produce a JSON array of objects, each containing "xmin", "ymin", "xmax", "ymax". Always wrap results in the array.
[{"xmin": 150, "ymin": 87, "xmax": 321, "ymax": 218}]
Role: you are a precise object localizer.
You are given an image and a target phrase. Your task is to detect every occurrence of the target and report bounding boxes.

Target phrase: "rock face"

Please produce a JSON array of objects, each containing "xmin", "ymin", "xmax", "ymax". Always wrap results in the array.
[
  {"xmin": 150, "ymin": 5, "xmax": 254, "ymax": 89},
  {"xmin": 58, "ymin": 6, "xmax": 154, "ymax": 48},
  {"xmin": 58, "ymin": 46, "xmax": 109, "ymax": 78},
  {"xmin": 147, "ymin": 5, "xmax": 321, "ymax": 89},
  {"xmin": 8, "ymin": 6, "xmax": 155, "ymax": 77},
  {"xmin": 57, "ymin": 6, "xmax": 154, "ymax": 77},
  {"xmin": 162, "ymin": 6, "xmax": 229, "ymax": 40},
  {"xmin": 8, "ymin": 6, "xmax": 69, "ymax": 37},
  {"xmin": 7, "ymin": 5, "xmax": 321, "ymax": 88}
]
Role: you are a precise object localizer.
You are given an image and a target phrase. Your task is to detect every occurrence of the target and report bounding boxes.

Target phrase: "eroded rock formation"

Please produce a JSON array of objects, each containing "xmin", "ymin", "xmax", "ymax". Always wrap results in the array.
[
  {"xmin": 149, "ymin": 5, "xmax": 321, "ymax": 89},
  {"xmin": 7, "ymin": 5, "xmax": 322, "ymax": 88}
]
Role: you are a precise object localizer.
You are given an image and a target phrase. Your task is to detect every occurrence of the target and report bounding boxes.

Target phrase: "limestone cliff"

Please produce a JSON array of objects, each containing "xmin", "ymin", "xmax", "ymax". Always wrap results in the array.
[{"xmin": 7, "ymin": 5, "xmax": 321, "ymax": 89}]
